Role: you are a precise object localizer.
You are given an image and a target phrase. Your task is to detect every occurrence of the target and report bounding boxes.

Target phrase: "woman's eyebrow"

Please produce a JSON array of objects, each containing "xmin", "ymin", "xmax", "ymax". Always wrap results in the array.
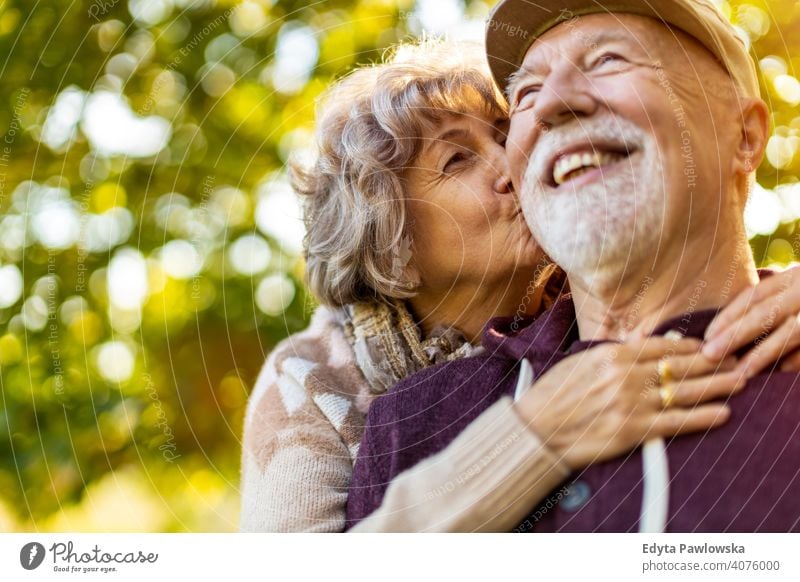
[
  {"xmin": 435, "ymin": 128, "xmax": 470, "ymax": 144},
  {"xmin": 423, "ymin": 128, "xmax": 470, "ymax": 155}
]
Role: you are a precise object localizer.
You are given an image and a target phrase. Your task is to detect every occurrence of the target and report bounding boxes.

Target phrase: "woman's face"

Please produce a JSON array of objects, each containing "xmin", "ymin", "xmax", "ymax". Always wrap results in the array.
[{"xmin": 403, "ymin": 109, "xmax": 544, "ymax": 299}]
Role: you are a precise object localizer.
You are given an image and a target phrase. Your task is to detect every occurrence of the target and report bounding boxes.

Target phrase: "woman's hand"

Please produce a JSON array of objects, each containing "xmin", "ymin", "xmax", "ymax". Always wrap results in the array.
[
  {"xmin": 514, "ymin": 336, "xmax": 745, "ymax": 471},
  {"xmin": 703, "ymin": 266, "xmax": 800, "ymax": 377}
]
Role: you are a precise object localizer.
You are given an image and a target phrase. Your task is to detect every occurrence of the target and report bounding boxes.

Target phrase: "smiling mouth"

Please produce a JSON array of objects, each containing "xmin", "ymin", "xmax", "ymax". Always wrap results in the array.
[{"xmin": 552, "ymin": 148, "xmax": 631, "ymax": 186}]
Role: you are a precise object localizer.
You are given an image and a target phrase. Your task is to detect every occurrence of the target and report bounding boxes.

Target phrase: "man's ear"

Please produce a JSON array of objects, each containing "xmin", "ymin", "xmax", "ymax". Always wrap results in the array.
[{"xmin": 733, "ymin": 97, "xmax": 769, "ymax": 176}]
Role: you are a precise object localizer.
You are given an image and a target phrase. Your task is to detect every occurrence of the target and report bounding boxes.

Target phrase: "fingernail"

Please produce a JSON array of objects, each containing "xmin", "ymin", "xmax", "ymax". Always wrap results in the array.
[
  {"xmin": 742, "ymin": 362, "xmax": 757, "ymax": 379},
  {"xmin": 702, "ymin": 341, "xmax": 723, "ymax": 360}
]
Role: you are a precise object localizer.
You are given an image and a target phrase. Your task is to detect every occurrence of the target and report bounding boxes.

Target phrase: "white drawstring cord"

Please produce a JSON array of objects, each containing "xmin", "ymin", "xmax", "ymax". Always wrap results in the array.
[
  {"xmin": 640, "ymin": 329, "xmax": 682, "ymax": 532},
  {"xmin": 516, "ymin": 357, "xmax": 670, "ymax": 531},
  {"xmin": 640, "ymin": 437, "xmax": 670, "ymax": 532},
  {"xmin": 514, "ymin": 358, "xmax": 533, "ymax": 402}
]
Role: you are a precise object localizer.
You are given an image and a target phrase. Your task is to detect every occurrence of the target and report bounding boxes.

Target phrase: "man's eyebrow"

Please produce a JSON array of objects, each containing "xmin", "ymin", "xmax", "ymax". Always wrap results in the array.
[{"xmin": 506, "ymin": 66, "xmax": 543, "ymax": 101}]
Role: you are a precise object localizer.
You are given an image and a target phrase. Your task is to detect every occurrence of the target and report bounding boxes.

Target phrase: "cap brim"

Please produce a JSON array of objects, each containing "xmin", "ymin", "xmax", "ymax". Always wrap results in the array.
[{"xmin": 486, "ymin": 0, "xmax": 739, "ymax": 96}]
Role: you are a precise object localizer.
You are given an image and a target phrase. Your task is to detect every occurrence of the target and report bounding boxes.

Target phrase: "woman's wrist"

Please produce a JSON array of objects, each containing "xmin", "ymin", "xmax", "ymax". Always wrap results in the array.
[{"xmin": 511, "ymin": 398, "xmax": 573, "ymax": 470}]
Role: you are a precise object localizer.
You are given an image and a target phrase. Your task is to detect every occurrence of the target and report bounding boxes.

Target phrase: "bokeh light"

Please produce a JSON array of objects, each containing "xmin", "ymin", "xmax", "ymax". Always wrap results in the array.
[
  {"xmin": 0, "ymin": 265, "xmax": 23, "ymax": 308},
  {"xmin": 95, "ymin": 341, "xmax": 136, "ymax": 384},
  {"xmin": 255, "ymin": 273, "xmax": 296, "ymax": 316},
  {"xmin": 228, "ymin": 234, "xmax": 272, "ymax": 276}
]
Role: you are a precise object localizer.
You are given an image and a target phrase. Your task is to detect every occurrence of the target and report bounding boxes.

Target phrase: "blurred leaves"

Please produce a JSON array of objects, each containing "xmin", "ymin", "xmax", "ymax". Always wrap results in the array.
[{"xmin": 0, "ymin": 0, "xmax": 799, "ymax": 530}]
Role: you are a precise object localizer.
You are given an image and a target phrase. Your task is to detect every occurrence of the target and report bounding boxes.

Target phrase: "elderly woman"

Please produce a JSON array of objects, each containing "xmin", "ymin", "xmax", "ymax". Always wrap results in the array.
[{"xmin": 239, "ymin": 39, "xmax": 800, "ymax": 532}]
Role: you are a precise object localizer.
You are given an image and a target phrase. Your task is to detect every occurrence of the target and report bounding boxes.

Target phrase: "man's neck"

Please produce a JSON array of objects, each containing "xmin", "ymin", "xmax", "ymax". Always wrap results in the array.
[{"xmin": 569, "ymin": 236, "xmax": 758, "ymax": 341}]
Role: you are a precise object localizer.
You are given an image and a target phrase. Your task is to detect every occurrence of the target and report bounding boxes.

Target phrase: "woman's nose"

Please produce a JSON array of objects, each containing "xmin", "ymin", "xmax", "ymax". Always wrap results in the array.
[
  {"xmin": 493, "ymin": 172, "xmax": 514, "ymax": 195},
  {"xmin": 489, "ymin": 145, "xmax": 514, "ymax": 195}
]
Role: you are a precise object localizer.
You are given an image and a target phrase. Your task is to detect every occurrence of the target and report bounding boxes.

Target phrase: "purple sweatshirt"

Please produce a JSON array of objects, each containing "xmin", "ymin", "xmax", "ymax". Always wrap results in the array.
[{"xmin": 346, "ymin": 294, "xmax": 800, "ymax": 532}]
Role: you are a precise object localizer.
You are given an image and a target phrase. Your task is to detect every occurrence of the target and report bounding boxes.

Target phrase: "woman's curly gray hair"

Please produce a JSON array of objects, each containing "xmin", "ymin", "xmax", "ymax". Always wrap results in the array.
[{"xmin": 290, "ymin": 39, "xmax": 507, "ymax": 307}]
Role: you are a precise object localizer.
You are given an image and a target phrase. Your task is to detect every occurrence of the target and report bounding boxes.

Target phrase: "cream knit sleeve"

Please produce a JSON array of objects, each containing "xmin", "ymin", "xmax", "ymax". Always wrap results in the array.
[
  {"xmin": 350, "ymin": 395, "xmax": 570, "ymax": 532},
  {"xmin": 239, "ymin": 352, "xmax": 353, "ymax": 533},
  {"xmin": 240, "ymin": 311, "xmax": 568, "ymax": 532}
]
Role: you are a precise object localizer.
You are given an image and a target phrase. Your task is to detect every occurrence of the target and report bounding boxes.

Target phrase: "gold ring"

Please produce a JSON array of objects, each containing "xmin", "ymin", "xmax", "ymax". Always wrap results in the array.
[
  {"xmin": 657, "ymin": 358, "xmax": 673, "ymax": 386},
  {"xmin": 659, "ymin": 383, "xmax": 676, "ymax": 408}
]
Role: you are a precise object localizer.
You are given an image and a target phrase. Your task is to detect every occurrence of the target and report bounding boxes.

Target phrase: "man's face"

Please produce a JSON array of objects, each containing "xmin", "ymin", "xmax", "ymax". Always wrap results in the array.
[{"xmin": 505, "ymin": 13, "xmax": 741, "ymax": 281}]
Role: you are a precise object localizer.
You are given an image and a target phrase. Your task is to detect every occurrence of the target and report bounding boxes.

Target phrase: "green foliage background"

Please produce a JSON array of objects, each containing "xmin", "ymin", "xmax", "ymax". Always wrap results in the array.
[{"xmin": 0, "ymin": 0, "xmax": 797, "ymax": 531}]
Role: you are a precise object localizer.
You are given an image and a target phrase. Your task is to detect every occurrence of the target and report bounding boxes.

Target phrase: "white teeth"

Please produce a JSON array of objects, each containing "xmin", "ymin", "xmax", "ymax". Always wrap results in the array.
[{"xmin": 552, "ymin": 150, "xmax": 626, "ymax": 185}]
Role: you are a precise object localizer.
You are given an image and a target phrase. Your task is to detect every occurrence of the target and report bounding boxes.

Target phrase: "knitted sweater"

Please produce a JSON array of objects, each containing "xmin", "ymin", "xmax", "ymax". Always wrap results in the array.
[{"xmin": 239, "ymin": 305, "xmax": 570, "ymax": 532}]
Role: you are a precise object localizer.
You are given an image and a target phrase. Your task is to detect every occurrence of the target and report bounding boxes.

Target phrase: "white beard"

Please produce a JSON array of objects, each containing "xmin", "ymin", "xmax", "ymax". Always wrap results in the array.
[{"xmin": 521, "ymin": 117, "xmax": 666, "ymax": 288}]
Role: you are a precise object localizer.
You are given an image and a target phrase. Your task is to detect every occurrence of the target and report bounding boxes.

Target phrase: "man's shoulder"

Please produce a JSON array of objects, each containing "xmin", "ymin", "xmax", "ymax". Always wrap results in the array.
[
  {"xmin": 672, "ymin": 368, "xmax": 800, "ymax": 458},
  {"xmin": 354, "ymin": 351, "xmax": 522, "ymax": 497},
  {"xmin": 732, "ymin": 369, "xmax": 800, "ymax": 415},
  {"xmin": 378, "ymin": 352, "xmax": 514, "ymax": 408},
  {"xmin": 361, "ymin": 352, "xmax": 519, "ymax": 448}
]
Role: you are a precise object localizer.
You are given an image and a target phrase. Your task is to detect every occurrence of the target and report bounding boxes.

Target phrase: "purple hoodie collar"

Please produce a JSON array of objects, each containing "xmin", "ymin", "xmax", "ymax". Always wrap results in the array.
[
  {"xmin": 482, "ymin": 294, "xmax": 724, "ymax": 377},
  {"xmin": 482, "ymin": 270, "xmax": 775, "ymax": 374}
]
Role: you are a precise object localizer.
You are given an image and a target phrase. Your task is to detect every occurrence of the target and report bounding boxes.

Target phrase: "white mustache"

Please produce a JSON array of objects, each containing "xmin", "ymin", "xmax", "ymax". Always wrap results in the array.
[{"xmin": 524, "ymin": 116, "xmax": 647, "ymax": 189}]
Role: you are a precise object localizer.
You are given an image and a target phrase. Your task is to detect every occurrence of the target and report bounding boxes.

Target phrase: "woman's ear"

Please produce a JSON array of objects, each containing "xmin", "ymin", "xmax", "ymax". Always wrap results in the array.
[
  {"xmin": 733, "ymin": 97, "xmax": 769, "ymax": 176},
  {"xmin": 387, "ymin": 234, "xmax": 421, "ymax": 293},
  {"xmin": 401, "ymin": 264, "xmax": 422, "ymax": 292}
]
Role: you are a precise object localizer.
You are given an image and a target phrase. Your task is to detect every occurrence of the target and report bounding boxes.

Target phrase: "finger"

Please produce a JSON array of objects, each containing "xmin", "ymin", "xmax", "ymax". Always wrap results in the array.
[
  {"xmin": 628, "ymin": 336, "xmax": 702, "ymax": 361},
  {"xmin": 703, "ymin": 299, "xmax": 792, "ymax": 361},
  {"xmin": 705, "ymin": 284, "xmax": 762, "ymax": 341},
  {"xmin": 738, "ymin": 314, "xmax": 800, "ymax": 378},
  {"xmin": 647, "ymin": 404, "xmax": 731, "ymax": 439},
  {"xmin": 657, "ymin": 352, "xmax": 738, "ymax": 381},
  {"xmin": 706, "ymin": 267, "xmax": 800, "ymax": 346},
  {"xmin": 664, "ymin": 370, "xmax": 747, "ymax": 408},
  {"xmin": 780, "ymin": 349, "xmax": 800, "ymax": 372}
]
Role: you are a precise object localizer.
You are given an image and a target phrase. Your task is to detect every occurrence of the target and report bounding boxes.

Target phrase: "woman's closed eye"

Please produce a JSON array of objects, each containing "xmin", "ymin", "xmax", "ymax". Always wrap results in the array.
[{"xmin": 442, "ymin": 150, "xmax": 472, "ymax": 173}]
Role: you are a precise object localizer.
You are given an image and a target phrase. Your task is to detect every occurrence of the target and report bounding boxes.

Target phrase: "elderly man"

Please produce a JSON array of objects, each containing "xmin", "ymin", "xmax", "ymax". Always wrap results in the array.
[{"xmin": 345, "ymin": 0, "xmax": 800, "ymax": 533}]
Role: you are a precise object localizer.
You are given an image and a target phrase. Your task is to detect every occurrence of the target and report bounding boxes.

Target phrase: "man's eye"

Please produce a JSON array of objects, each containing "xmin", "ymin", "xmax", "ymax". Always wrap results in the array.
[
  {"xmin": 594, "ymin": 53, "xmax": 626, "ymax": 69},
  {"xmin": 512, "ymin": 85, "xmax": 540, "ymax": 112}
]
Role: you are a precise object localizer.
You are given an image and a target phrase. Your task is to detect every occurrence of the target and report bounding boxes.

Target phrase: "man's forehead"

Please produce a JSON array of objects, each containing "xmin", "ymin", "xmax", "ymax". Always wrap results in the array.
[{"xmin": 520, "ymin": 13, "xmax": 661, "ymax": 70}]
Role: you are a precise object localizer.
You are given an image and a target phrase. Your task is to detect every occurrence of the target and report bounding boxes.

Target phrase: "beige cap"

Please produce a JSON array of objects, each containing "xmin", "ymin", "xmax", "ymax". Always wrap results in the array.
[{"xmin": 486, "ymin": 0, "xmax": 760, "ymax": 99}]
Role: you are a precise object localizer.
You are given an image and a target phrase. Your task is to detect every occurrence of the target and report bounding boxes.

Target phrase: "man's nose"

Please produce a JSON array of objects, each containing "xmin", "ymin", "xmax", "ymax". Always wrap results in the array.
[{"xmin": 533, "ymin": 65, "xmax": 598, "ymax": 126}]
